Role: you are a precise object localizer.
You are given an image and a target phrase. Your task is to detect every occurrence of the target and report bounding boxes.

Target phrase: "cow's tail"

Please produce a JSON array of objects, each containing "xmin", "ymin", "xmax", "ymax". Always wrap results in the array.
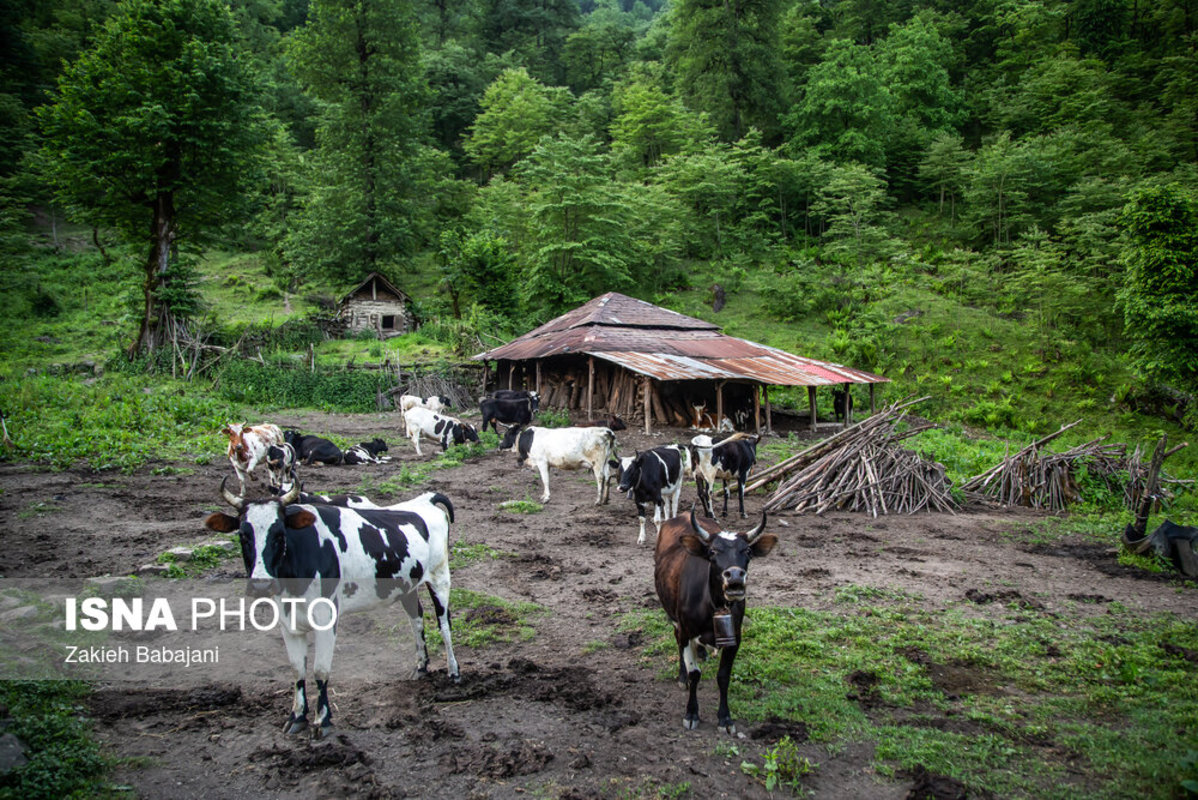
[
  {"xmin": 604, "ymin": 429, "xmax": 618, "ymax": 463},
  {"xmin": 429, "ymin": 492, "xmax": 455, "ymax": 524}
]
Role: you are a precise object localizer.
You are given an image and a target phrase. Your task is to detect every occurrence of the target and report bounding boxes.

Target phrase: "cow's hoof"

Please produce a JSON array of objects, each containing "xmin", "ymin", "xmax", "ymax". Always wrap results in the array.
[
  {"xmin": 409, "ymin": 666, "xmax": 429, "ymax": 680},
  {"xmin": 718, "ymin": 722, "xmax": 737, "ymax": 735},
  {"xmin": 283, "ymin": 716, "xmax": 309, "ymax": 735},
  {"xmin": 311, "ymin": 723, "xmax": 332, "ymax": 740},
  {"xmin": 450, "ymin": 672, "xmax": 461, "ymax": 685},
  {"xmin": 683, "ymin": 716, "xmax": 700, "ymax": 731}
]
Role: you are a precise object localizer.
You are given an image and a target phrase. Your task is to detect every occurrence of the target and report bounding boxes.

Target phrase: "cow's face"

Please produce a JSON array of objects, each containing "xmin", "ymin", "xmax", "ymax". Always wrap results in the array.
[
  {"xmin": 680, "ymin": 512, "xmax": 777, "ymax": 602},
  {"xmin": 205, "ymin": 483, "xmax": 314, "ymax": 596},
  {"xmin": 460, "ymin": 422, "xmax": 479, "ymax": 443},
  {"xmin": 615, "ymin": 455, "xmax": 639, "ymax": 493},
  {"xmin": 498, "ymin": 425, "xmax": 522, "ymax": 451}
]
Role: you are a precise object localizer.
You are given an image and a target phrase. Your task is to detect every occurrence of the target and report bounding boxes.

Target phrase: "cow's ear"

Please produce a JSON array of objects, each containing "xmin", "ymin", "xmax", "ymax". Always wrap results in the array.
[
  {"xmin": 205, "ymin": 512, "xmax": 239, "ymax": 533},
  {"xmin": 285, "ymin": 509, "xmax": 316, "ymax": 529},
  {"xmin": 750, "ymin": 533, "xmax": 779, "ymax": 558},
  {"xmin": 608, "ymin": 458, "xmax": 619, "ymax": 469},
  {"xmin": 679, "ymin": 534, "xmax": 708, "ymax": 556}
]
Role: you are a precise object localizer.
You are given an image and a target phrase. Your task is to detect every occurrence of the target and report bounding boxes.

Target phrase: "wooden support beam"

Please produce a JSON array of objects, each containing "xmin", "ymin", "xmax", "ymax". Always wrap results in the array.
[
  {"xmin": 587, "ymin": 357, "xmax": 594, "ymax": 420},
  {"xmin": 536, "ymin": 360, "xmax": 542, "ymax": 397},
  {"xmin": 764, "ymin": 386, "xmax": 772, "ymax": 433},
  {"xmin": 870, "ymin": 383, "xmax": 876, "ymax": 415},
  {"xmin": 642, "ymin": 376, "xmax": 652, "ymax": 434},
  {"xmin": 753, "ymin": 384, "xmax": 761, "ymax": 434},
  {"xmin": 716, "ymin": 381, "xmax": 726, "ymax": 428},
  {"xmin": 507, "ymin": 361, "xmax": 513, "ymax": 390},
  {"xmin": 808, "ymin": 386, "xmax": 817, "ymax": 431}
]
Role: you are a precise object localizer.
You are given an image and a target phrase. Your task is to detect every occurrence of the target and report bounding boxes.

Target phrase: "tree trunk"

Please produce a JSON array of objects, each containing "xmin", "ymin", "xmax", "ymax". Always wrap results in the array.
[{"xmin": 130, "ymin": 191, "xmax": 178, "ymax": 357}]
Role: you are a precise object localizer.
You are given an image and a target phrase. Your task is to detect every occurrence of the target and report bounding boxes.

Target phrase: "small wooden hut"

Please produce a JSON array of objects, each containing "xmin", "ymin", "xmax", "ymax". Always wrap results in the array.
[
  {"xmin": 472, "ymin": 292, "xmax": 889, "ymax": 433},
  {"xmin": 338, "ymin": 272, "xmax": 414, "ymax": 339}
]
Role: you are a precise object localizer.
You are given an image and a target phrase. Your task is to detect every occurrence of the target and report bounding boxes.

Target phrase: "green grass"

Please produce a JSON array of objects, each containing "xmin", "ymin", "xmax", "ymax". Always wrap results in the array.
[
  {"xmin": 499, "ymin": 498, "xmax": 544, "ymax": 514},
  {"xmin": 624, "ymin": 595, "xmax": 1198, "ymax": 800},
  {"xmin": 446, "ymin": 588, "xmax": 543, "ymax": 648}
]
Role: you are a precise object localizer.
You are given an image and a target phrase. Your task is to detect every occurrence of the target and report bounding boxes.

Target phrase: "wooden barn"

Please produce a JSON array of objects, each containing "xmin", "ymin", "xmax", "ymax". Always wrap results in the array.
[
  {"xmin": 338, "ymin": 272, "xmax": 414, "ymax": 339},
  {"xmin": 472, "ymin": 292, "xmax": 889, "ymax": 433}
]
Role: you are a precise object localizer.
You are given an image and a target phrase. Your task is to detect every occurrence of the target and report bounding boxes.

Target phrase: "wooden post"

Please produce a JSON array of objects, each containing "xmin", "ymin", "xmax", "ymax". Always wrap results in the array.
[
  {"xmin": 753, "ymin": 384, "xmax": 761, "ymax": 433},
  {"xmin": 808, "ymin": 386, "xmax": 817, "ymax": 431},
  {"xmin": 642, "ymin": 376, "xmax": 651, "ymax": 434},
  {"xmin": 507, "ymin": 361, "xmax": 514, "ymax": 390},
  {"xmin": 716, "ymin": 381, "xmax": 726, "ymax": 428},
  {"xmin": 870, "ymin": 383, "xmax": 876, "ymax": 415},
  {"xmin": 764, "ymin": 385, "xmax": 772, "ymax": 433},
  {"xmin": 587, "ymin": 356, "xmax": 594, "ymax": 420},
  {"xmin": 536, "ymin": 360, "xmax": 542, "ymax": 397},
  {"xmin": 482, "ymin": 361, "xmax": 490, "ymax": 396}
]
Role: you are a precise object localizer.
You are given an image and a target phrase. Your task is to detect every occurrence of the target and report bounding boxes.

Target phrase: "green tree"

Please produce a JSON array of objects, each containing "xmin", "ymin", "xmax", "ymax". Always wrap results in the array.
[
  {"xmin": 666, "ymin": 0, "xmax": 784, "ymax": 142},
  {"xmin": 610, "ymin": 70, "xmax": 713, "ymax": 173},
  {"xmin": 918, "ymin": 132, "xmax": 969, "ymax": 221},
  {"xmin": 1117, "ymin": 183, "xmax": 1198, "ymax": 393},
  {"xmin": 464, "ymin": 67, "xmax": 571, "ymax": 178},
  {"xmin": 285, "ymin": 0, "xmax": 428, "ymax": 283},
  {"xmin": 962, "ymin": 132, "xmax": 1031, "ymax": 247},
  {"xmin": 37, "ymin": 0, "xmax": 268, "ymax": 355},
  {"xmin": 810, "ymin": 161, "xmax": 897, "ymax": 268},
  {"xmin": 479, "ymin": 0, "xmax": 580, "ymax": 84}
]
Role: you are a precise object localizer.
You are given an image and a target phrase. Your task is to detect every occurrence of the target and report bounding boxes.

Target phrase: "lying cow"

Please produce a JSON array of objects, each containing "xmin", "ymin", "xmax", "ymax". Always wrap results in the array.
[
  {"xmin": 283, "ymin": 430, "xmax": 344, "ymax": 466},
  {"xmin": 690, "ymin": 403, "xmax": 734, "ymax": 433},
  {"xmin": 654, "ymin": 509, "xmax": 777, "ymax": 733},
  {"xmin": 222, "ymin": 422, "xmax": 284, "ymax": 495},
  {"xmin": 343, "ymin": 438, "xmax": 391, "ymax": 465},
  {"xmin": 691, "ymin": 433, "xmax": 759, "ymax": 518},
  {"xmin": 404, "ymin": 407, "xmax": 479, "ymax": 456},
  {"xmin": 265, "ymin": 442, "xmax": 298, "ymax": 493},
  {"xmin": 204, "ymin": 482, "xmax": 460, "ymax": 738},
  {"xmin": 499, "ymin": 425, "xmax": 618, "ymax": 505},
  {"xmin": 611, "ymin": 445, "xmax": 691, "ymax": 545},
  {"xmin": 479, "ymin": 393, "xmax": 540, "ymax": 435}
]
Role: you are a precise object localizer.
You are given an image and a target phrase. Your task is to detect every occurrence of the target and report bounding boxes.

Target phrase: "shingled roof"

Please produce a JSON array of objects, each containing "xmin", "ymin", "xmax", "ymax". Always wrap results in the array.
[{"xmin": 473, "ymin": 293, "xmax": 887, "ymax": 388}]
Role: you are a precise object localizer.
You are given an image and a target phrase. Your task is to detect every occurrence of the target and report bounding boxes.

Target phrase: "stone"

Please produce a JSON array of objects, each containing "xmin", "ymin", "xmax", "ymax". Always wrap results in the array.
[{"xmin": 0, "ymin": 733, "xmax": 28, "ymax": 773}]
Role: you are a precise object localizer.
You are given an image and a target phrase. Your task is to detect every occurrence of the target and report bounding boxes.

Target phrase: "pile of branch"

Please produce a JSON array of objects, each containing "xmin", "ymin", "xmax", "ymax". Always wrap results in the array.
[
  {"xmin": 959, "ymin": 422, "xmax": 1190, "ymax": 511},
  {"xmin": 755, "ymin": 397, "xmax": 957, "ymax": 517}
]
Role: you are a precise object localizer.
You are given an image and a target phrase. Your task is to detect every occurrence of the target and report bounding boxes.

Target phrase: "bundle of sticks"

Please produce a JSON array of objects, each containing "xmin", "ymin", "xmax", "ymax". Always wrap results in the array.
[
  {"xmin": 754, "ymin": 397, "xmax": 957, "ymax": 517},
  {"xmin": 959, "ymin": 422, "xmax": 1190, "ymax": 511}
]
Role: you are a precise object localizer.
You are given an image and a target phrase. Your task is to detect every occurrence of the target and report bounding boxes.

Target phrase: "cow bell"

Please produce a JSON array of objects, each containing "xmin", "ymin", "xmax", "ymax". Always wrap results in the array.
[{"xmin": 713, "ymin": 608, "xmax": 737, "ymax": 648}]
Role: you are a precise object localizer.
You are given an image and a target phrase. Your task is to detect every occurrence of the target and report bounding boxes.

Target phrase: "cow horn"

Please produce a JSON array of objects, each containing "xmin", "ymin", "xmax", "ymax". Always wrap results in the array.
[
  {"xmin": 220, "ymin": 477, "xmax": 245, "ymax": 511},
  {"xmin": 745, "ymin": 512, "xmax": 768, "ymax": 543},
  {"xmin": 278, "ymin": 482, "xmax": 300, "ymax": 506},
  {"xmin": 688, "ymin": 506, "xmax": 712, "ymax": 543}
]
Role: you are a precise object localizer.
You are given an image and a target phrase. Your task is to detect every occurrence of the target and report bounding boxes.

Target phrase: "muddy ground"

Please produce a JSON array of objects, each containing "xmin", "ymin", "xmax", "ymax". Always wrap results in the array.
[{"xmin": 2, "ymin": 410, "xmax": 1195, "ymax": 800}]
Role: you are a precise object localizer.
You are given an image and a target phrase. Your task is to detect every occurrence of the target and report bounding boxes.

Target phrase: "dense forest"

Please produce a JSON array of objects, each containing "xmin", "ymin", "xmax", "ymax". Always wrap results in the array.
[{"xmin": 3, "ymin": 0, "xmax": 1198, "ymax": 434}]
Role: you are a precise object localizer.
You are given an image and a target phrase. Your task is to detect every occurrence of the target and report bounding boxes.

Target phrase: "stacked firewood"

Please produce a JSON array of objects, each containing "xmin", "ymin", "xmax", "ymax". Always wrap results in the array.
[
  {"xmin": 959, "ymin": 423, "xmax": 1191, "ymax": 511},
  {"xmin": 753, "ymin": 397, "xmax": 957, "ymax": 517}
]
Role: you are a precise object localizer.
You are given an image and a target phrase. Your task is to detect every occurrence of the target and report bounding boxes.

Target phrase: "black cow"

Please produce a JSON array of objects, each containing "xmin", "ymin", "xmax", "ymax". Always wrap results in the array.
[
  {"xmin": 690, "ymin": 433, "xmax": 759, "ymax": 518},
  {"xmin": 610, "ymin": 445, "xmax": 690, "ymax": 545},
  {"xmin": 584, "ymin": 414, "xmax": 627, "ymax": 432},
  {"xmin": 343, "ymin": 438, "xmax": 390, "ymax": 465},
  {"xmin": 480, "ymin": 395, "xmax": 538, "ymax": 435},
  {"xmin": 831, "ymin": 386, "xmax": 854, "ymax": 424},
  {"xmin": 487, "ymin": 390, "xmax": 539, "ymax": 404},
  {"xmin": 283, "ymin": 430, "xmax": 344, "ymax": 466},
  {"xmin": 654, "ymin": 509, "xmax": 777, "ymax": 733},
  {"xmin": 204, "ymin": 482, "xmax": 460, "ymax": 738}
]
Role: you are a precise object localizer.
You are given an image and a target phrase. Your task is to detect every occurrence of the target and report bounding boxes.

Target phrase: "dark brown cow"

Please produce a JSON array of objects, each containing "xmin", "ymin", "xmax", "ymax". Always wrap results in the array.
[{"xmin": 654, "ymin": 510, "xmax": 777, "ymax": 733}]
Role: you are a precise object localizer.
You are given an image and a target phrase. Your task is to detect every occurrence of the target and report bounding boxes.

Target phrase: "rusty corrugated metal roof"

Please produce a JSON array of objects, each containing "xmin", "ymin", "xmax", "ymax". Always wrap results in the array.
[{"xmin": 473, "ymin": 293, "xmax": 888, "ymax": 387}]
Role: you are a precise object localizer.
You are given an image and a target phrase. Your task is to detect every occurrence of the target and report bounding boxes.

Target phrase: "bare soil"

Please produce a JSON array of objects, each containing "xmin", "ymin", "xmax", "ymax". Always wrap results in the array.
[{"xmin": 2, "ymin": 410, "xmax": 1195, "ymax": 800}]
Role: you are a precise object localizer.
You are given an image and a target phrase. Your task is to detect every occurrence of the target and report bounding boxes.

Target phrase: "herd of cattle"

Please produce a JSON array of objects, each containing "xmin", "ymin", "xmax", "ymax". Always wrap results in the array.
[{"xmin": 209, "ymin": 390, "xmax": 776, "ymax": 739}]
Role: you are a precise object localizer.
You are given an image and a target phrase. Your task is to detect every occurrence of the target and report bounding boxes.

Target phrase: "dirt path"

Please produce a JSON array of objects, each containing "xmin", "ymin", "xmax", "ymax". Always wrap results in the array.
[{"xmin": 2, "ymin": 411, "xmax": 1195, "ymax": 799}]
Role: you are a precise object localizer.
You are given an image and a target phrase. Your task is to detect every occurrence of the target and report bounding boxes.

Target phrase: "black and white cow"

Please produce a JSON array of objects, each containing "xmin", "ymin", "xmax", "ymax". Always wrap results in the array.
[
  {"xmin": 610, "ymin": 445, "xmax": 691, "ymax": 545},
  {"xmin": 343, "ymin": 438, "xmax": 390, "ymax": 465},
  {"xmin": 479, "ymin": 393, "xmax": 539, "ymax": 435},
  {"xmin": 283, "ymin": 430, "xmax": 344, "ymax": 466},
  {"xmin": 204, "ymin": 482, "xmax": 459, "ymax": 738},
  {"xmin": 403, "ymin": 407, "xmax": 479, "ymax": 456},
  {"xmin": 265, "ymin": 442, "xmax": 299, "ymax": 493},
  {"xmin": 691, "ymin": 433, "xmax": 759, "ymax": 518},
  {"xmin": 499, "ymin": 425, "xmax": 618, "ymax": 505}
]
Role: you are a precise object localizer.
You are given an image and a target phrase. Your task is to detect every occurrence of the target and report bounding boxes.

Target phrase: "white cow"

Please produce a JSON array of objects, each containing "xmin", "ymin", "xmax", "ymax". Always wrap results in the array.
[
  {"xmin": 399, "ymin": 395, "xmax": 451, "ymax": 434},
  {"xmin": 499, "ymin": 425, "xmax": 619, "ymax": 505},
  {"xmin": 403, "ymin": 407, "xmax": 479, "ymax": 456}
]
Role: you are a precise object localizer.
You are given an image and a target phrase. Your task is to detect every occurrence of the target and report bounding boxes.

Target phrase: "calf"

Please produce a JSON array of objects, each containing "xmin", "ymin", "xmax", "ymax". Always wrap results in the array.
[
  {"xmin": 499, "ymin": 425, "xmax": 618, "ymax": 505},
  {"xmin": 204, "ymin": 482, "xmax": 459, "ymax": 738},
  {"xmin": 611, "ymin": 445, "xmax": 690, "ymax": 545},
  {"xmin": 404, "ymin": 407, "xmax": 479, "ymax": 456},
  {"xmin": 265, "ymin": 442, "xmax": 299, "ymax": 493},
  {"xmin": 283, "ymin": 430, "xmax": 344, "ymax": 466},
  {"xmin": 222, "ymin": 422, "xmax": 284, "ymax": 495},
  {"xmin": 690, "ymin": 403, "xmax": 733, "ymax": 433},
  {"xmin": 479, "ymin": 395, "xmax": 538, "ymax": 435},
  {"xmin": 691, "ymin": 433, "xmax": 759, "ymax": 518},
  {"xmin": 343, "ymin": 438, "xmax": 391, "ymax": 465},
  {"xmin": 654, "ymin": 510, "xmax": 777, "ymax": 733},
  {"xmin": 831, "ymin": 386, "xmax": 854, "ymax": 423}
]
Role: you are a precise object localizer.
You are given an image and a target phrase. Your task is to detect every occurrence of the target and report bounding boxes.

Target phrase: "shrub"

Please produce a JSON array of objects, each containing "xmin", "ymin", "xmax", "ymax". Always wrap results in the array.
[{"xmin": 215, "ymin": 360, "xmax": 391, "ymax": 412}]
